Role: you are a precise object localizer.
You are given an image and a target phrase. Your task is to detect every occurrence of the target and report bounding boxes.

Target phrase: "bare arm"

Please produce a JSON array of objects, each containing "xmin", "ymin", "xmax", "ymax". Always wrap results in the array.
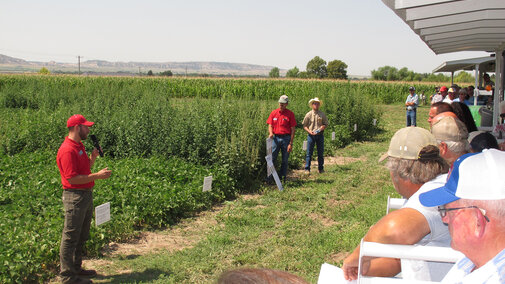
[
  {"xmin": 67, "ymin": 168, "xmax": 112, "ymax": 185},
  {"xmin": 287, "ymin": 126, "xmax": 295, "ymax": 152},
  {"xmin": 89, "ymin": 148, "xmax": 99, "ymax": 168},
  {"xmin": 342, "ymin": 208, "xmax": 431, "ymax": 280},
  {"xmin": 268, "ymin": 124, "xmax": 274, "ymax": 138}
]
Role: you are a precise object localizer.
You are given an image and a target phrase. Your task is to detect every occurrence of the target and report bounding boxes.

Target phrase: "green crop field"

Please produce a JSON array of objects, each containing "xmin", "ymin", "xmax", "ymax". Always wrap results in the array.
[{"xmin": 0, "ymin": 75, "xmax": 435, "ymax": 283}]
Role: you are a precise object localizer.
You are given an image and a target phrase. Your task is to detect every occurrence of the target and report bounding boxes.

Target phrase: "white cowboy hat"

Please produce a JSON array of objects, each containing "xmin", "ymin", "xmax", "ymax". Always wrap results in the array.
[{"xmin": 308, "ymin": 97, "xmax": 322, "ymax": 107}]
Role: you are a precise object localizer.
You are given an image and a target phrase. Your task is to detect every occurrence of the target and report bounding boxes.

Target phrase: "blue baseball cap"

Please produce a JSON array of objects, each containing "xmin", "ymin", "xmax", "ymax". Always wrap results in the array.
[{"xmin": 420, "ymin": 149, "xmax": 505, "ymax": 207}]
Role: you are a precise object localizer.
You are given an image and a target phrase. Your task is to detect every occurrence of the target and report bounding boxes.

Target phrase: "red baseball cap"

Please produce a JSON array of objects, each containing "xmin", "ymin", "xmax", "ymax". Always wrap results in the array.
[
  {"xmin": 66, "ymin": 114, "xmax": 94, "ymax": 128},
  {"xmin": 439, "ymin": 86, "xmax": 448, "ymax": 92}
]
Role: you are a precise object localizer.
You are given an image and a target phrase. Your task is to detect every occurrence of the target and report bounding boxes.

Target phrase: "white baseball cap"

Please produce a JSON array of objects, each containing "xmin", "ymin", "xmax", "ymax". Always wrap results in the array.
[{"xmin": 420, "ymin": 149, "xmax": 505, "ymax": 207}]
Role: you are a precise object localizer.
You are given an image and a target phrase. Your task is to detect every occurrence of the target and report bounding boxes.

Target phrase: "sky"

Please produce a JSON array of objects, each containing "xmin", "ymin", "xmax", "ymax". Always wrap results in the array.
[{"xmin": 0, "ymin": 0, "xmax": 490, "ymax": 76}]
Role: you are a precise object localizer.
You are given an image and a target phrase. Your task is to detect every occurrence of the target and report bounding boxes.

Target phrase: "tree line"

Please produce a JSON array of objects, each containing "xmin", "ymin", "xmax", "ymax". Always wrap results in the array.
[
  {"xmin": 270, "ymin": 56, "xmax": 348, "ymax": 79},
  {"xmin": 370, "ymin": 65, "xmax": 475, "ymax": 83}
]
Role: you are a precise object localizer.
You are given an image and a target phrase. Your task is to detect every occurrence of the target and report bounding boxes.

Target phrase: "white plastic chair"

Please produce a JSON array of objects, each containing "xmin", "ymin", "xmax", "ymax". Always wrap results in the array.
[
  {"xmin": 386, "ymin": 196, "xmax": 407, "ymax": 214},
  {"xmin": 357, "ymin": 239, "xmax": 463, "ymax": 284}
]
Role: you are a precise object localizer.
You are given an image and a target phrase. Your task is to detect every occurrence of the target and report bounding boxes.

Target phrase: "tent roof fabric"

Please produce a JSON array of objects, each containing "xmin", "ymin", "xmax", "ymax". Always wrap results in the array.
[
  {"xmin": 381, "ymin": 0, "xmax": 505, "ymax": 54},
  {"xmin": 433, "ymin": 56, "xmax": 495, "ymax": 72}
]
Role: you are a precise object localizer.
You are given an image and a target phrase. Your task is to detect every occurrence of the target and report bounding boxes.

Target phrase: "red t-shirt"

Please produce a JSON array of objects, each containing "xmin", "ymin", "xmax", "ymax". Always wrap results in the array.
[
  {"xmin": 56, "ymin": 137, "xmax": 94, "ymax": 189},
  {"xmin": 266, "ymin": 108, "xmax": 297, "ymax": 135}
]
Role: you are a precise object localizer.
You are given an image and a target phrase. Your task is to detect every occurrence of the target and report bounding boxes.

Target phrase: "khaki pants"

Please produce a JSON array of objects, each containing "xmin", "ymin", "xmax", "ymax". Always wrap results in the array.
[{"xmin": 60, "ymin": 189, "xmax": 93, "ymax": 283}]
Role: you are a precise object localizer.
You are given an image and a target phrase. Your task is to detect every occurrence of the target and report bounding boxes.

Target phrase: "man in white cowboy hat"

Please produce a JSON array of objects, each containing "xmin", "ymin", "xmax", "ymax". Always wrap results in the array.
[{"xmin": 302, "ymin": 97, "xmax": 328, "ymax": 174}]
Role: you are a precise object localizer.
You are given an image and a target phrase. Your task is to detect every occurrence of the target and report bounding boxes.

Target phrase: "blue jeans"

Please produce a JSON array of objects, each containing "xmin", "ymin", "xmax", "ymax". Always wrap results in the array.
[
  {"xmin": 406, "ymin": 109, "xmax": 417, "ymax": 126},
  {"xmin": 271, "ymin": 135, "xmax": 291, "ymax": 179},
  {"xmin": 305, "ymin": 134, "xmax": 324, "ymax": 171}
]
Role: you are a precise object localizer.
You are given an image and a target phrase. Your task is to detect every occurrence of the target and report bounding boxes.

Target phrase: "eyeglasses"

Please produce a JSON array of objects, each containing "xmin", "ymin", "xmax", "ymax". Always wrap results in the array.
[{"xmin": 438, "ymin": 206, "xmax": 490, "ymax": 222}]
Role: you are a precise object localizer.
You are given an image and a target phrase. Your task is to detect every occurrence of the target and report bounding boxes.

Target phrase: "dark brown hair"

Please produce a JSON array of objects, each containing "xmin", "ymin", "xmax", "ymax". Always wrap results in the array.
[{"xmin": 217, "ymin": 268, "xmax": 309, "ymax": 284}]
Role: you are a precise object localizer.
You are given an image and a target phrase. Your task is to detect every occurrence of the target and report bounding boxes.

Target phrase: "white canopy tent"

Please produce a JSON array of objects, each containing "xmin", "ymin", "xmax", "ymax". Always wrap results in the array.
[
  {"xmin": 381, "ymin": 0, "xmax": 505, "ymax": 128},
  {"xmin": 432, "ymin": 55, "xmax": 495, "ymax": 86}
]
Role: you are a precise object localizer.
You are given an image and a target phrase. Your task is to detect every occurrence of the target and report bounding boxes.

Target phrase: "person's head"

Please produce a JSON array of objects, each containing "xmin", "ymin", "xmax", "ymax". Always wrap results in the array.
[
  {"xmin": 409, "ymin": 86, "xmax": 415, "ymax": 94},
  {"xmin": 468, "ymin": 131, "xmax": 499, "ymax": 153},
  {"xmin": 439, "ymin": 86, "xmax": 448, "ymax": 97},
  {"xmin": 483, "ymin": 73, "xmax": 490, "ymax": 82},
  {"xmin": 451, "ymin": 102, "xmax": 478, "ymax": 132},
  {"xmin": 217, "ymin": 268, "xmax": 309, "ymax": 284},
  {"xmin": 420, "ymin": 149, "xmax": 505, "ymax": 267},
  {"xmin": 381, "ymin": 127, "xmax": 449, "ymax": 198},
  {"xmin": 428, "ymin": 102, "xmax": 454, "ymax": 126},
  {"xmin": 278, "ymin": 95, "xmax": 289, "ymax": 110},
  {"xmin": 458, "ymin": 88, "xmax": 468, "ymax": 102},
  {"xmin": 308, "ymin": 97, "xmax": 322, "ymax": 111},
  {"xmin": 431, "ymin": 116, "xmax": 469, "ymax": 166},
  {"xmin": 447, "ymin": 88, "xmax": 456, "ymax": 100},
  {"xmin": 66, "ymin": 114, "xmax": 94, "ymax": 141}
]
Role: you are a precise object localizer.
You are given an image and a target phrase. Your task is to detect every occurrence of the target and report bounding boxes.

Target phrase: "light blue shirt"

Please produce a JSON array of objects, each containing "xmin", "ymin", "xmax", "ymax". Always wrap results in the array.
[
  {"xmin": 442, "ymin": 248, "xmax": 505, "ymax": 283},
  {"xmin": 406, "ymin": 93, "xmax": 419, "ymax": 110}
]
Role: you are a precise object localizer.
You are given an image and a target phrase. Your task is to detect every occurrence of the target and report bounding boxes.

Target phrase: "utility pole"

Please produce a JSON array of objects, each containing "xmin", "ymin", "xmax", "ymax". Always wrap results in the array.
[
  {"xmin": 138, "ymin": 67, "xmax": 141, "ymax": 76},
  {"xmin": 77, "ymin": 55, "xmax": 82, "ymax": 75}
]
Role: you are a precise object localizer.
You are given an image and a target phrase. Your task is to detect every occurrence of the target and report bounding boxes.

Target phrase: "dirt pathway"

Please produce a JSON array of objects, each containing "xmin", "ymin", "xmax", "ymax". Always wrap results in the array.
[{"xmin": 49, "ymin": 154, "xmax": 366, "ymax": 282}]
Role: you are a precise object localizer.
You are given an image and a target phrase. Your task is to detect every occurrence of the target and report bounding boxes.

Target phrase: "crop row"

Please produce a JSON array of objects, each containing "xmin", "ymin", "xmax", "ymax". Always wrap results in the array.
[{"xmin": 0, "ymin": 75, "xmax": 385, "ymax": 282}]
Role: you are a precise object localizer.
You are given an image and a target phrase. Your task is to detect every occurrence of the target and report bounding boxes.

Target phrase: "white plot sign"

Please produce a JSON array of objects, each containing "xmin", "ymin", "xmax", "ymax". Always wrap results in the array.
[
  {"xmin": 331, "ymin": 132, "xmax": 336, "ymax": 140},
  {"xmin": 266, "ymin": 138, "xmax": 273, "ymax": 156},
  {"xmin": 203, "ymin": 176, "xmax": 213, "ymax": 192},
  {"xmin": 265, "ymin": 155, "xmax": 283, "ymax": 191},
  {"xmin": 302, "ymin": 140, "xmax": 308, "ymax": 151},
  {"xmin": 95, "ymin": 202, "xmax": 111, "ymax": 226}
]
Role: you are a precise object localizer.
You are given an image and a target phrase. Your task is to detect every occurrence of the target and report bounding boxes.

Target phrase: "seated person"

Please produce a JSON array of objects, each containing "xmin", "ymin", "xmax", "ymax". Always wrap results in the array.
[
  {"xmin": 428, "ymin": 102, "xmax": 454, "ymax": 126},
  {"xmin": 468, "ymin": 131, "xmax": 499, "ymax": 153},
  {"xmin": 431, "ymin": 116, "xmax": 470, "ymax": 167},
  {"xmin": 419, "ymin": 149, "xmax": 505, "ymax": 283},
  {"xmin": 218, "ymin": 268, "xmax": 308, "ymax": 284},
  {"xmin": 343, "ymin": 127, "xmax": 451, "ymax": 281},
  {"xmin": 451, "ymin": 102, "xmax": 477, "ymax": 133}
]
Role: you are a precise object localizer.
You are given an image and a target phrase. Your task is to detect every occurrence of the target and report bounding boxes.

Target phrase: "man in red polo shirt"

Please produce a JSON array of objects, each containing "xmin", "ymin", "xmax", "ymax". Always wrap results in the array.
[
  {"xmin": 56, "ymin": 114, "xmax": 111, "ymax": 284},
  {"xmin": 267, "ymin": 95, "xmax": 296, "ymax": 182}
]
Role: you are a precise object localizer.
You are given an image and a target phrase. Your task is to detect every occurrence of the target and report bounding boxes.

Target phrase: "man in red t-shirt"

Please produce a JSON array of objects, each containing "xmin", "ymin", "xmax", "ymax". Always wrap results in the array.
[
  {"xmin": 266, "ymin": 95, "xmax": 296, "ymax": 182},
  {"xmin": 56, "ymin": 114, "xmax": 111, "ymax": 284}
]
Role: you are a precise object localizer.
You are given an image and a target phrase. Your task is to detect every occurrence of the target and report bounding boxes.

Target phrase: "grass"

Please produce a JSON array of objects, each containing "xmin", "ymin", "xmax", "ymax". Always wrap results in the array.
[{"xmin": 58, "ymin": 103, "xmax": 432, "ymax": 283}]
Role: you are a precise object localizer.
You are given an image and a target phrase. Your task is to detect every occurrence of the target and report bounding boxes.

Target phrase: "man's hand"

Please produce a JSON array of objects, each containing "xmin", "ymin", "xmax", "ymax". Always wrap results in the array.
[
  {"xmin": 343, "ymin": 255, "xmax": 370, "ymax": 280},
  {"xmin": 91, "ymin": 148, "xmax": 100, "ymax": 160},
  {"xmin": 269, "ymin": 133, "xmax": 274, "ymax": 139},
  {"xmin": 96, "ymin": 167, "xmax": 112, "ymax": 180},
  {"xmin": 499, "ymin": 142, "xmax": 505, "ymax": 151},
  {"xmin": 287, "ymin": 144, "xmax": 292, "ymax": 153}
]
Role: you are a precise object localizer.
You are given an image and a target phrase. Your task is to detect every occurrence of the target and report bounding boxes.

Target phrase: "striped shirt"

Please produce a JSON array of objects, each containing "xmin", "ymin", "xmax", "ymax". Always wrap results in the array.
[{"xmin": 442, "ymin": 248, "xmax": 505, "ymax": 283}]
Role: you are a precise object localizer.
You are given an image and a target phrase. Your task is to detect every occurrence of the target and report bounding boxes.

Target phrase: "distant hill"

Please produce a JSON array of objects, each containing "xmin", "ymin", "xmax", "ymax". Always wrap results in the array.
[
  {"xmin": 0, "ymin": 54, "xmax": 29, "ymax": 65},
  {"xmin": 0, "ymin": 54, "xmax": 284, "ymax": 76}
]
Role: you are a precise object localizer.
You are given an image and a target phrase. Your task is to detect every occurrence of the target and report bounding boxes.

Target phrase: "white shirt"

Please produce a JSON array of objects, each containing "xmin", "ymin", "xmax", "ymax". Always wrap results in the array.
[
  {"xmin": 401, "ymin": 174, "xmax": 453, "ymax": 281},
  {"xmin": 443, "ymin": 97, "xmax": 454, "ymax": 104}
]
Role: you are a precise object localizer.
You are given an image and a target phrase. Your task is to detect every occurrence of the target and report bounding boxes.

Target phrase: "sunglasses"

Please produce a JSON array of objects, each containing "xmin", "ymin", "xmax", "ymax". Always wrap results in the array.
[{"xmin": 438, "ymin": 205, "xmax": 490, "ymax": 222}]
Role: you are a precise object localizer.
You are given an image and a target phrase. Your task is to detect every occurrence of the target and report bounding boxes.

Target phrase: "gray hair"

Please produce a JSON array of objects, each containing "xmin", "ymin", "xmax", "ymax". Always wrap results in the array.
[
  {"xmin": 386, "ymin": 145, "xmax": 449, "ymax": 184},
  {"xmin": 438, "ymin": 140, "xmax": 470, "ymax": 154}
]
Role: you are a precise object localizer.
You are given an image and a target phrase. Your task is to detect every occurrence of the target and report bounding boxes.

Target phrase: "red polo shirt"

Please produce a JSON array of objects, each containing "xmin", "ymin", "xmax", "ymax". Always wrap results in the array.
[
  {"xmin": 56, "ymin": 137, "xmax": 94, "ymax": 189},
  {"xmin": 266, "ymin": 108, "xmax": 296, "ymax": 135}
]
